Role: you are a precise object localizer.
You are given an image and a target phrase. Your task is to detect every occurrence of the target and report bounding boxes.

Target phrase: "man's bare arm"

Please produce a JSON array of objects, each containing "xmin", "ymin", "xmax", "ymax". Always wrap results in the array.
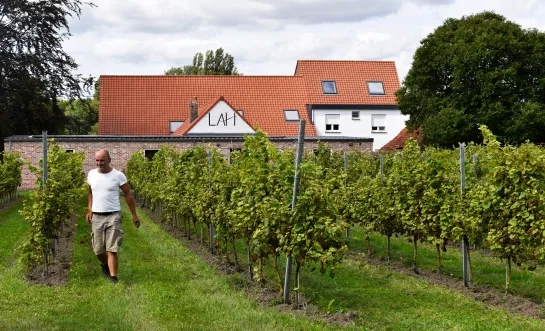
[
  {"xmin": 121, "ymin": 182, "xmax": 140, "ymax": 228},
  {"xmin": 86, "ymin": 185, "xmax": 93, "ymax": 223}
]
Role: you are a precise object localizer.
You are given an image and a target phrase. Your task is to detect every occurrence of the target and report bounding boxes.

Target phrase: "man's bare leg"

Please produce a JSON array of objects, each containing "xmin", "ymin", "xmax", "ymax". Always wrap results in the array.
[{"xmin": 107, "ymin": 252, "xmax": 118, "ymax": 277}]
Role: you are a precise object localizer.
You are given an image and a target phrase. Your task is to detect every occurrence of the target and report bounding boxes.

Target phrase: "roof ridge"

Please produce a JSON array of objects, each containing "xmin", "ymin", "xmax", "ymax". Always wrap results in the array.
[{"xmin": 296, "ymin": 59, "xmax": 396, "ymax": 63}]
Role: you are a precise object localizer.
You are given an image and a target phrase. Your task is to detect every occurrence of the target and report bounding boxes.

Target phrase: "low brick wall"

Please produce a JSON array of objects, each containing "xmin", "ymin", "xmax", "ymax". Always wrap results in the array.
[{"xmin": 4, "ymin": 136, "xmax": 372, "ymax": 190}]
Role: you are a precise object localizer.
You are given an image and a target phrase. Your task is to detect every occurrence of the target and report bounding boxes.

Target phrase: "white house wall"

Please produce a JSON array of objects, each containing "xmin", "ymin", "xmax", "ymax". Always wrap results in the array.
[
  {"xmin": 312, "ymin": 109, "xmax": 409, "ymax": 151},
  {"xmin": 188, "ymin": 101, "xmax": 255, "ymax": 134}
]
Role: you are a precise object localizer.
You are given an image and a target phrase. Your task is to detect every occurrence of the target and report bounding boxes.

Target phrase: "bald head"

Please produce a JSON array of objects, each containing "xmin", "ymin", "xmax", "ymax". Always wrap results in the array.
[
  {"xmin": 95, "ymin": 149, "xmax": 112, "ymax": 173},
  {"xmin": 96, "ymin": 149, "xmax": 111, "ymax": 161}
]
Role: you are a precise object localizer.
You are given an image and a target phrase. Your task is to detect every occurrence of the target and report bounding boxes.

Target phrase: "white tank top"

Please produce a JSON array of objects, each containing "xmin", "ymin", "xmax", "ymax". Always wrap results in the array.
[{"xmin": 87, "ymin": 168, "xmax": 127, "ymax": 212}]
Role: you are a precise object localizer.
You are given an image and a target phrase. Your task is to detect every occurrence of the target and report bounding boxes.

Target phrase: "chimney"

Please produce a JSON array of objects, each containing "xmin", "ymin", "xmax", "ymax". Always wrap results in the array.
[{"xmin": 189, "ymin": 97, "xmax": 198, "ymax": 123}]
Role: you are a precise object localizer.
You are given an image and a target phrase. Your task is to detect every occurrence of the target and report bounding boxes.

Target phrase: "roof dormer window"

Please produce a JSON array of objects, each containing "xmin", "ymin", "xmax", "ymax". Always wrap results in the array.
[
  {"xmin": 284, "ymin": 109, "xmax": 300, "ymax": 121},
  {"xmin": 321, "ymin": 80, "xmax": 337, "ymax": 94},
  {"xmin": 170, "ymin": 121, "xmax": 184, "ymax": 133},
  {"xmin": 367, "ymin": 81, "xmax": 385, "ymax": 95}
]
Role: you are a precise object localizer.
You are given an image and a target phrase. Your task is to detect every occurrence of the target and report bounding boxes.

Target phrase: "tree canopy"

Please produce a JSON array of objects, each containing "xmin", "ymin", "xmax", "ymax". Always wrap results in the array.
[
  {"xmin": 59, "ymin": 98, "xmax": 99, "ymax": 135},
  {"xmin": 0, "ymin": 0, "xmax": 94, "ymax": 154},
  {"xmin": 165, "ymin": 48, "xmax": 240, "ymax": 75},
  {"xmin": 396, "ymin": 11, "xmax": 545, "ymax": 148},
  {"xmin": 58, "ymin": 78, "xmax": 100, "ymax": 135}
]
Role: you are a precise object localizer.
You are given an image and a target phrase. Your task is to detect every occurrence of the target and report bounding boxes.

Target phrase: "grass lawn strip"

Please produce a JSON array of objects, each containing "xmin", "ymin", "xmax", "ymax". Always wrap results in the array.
[
  {"xmin": 0, "ymin": 192, "xmax": 29, "ymax": 273},
  {"xmin": 300, "ymin": 255, "xmax": 545, "ymax": 330},
  {"xmin": 0, "ymin": 195, "xmax": 338, "ymax": 331},
  {"xmin": 347, "ymin": 228, "xmax": 545, "ymax": 315}
]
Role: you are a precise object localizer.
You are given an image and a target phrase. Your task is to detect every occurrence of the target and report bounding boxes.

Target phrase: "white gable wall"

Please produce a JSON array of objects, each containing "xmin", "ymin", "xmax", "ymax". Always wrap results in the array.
[
  {"xmin": 187, "ymin": 101, "xmax": 255, "ymax": 134},
  {"xmin": 312, "ymin": 108, "xmax": 409, "ymax": 151}
]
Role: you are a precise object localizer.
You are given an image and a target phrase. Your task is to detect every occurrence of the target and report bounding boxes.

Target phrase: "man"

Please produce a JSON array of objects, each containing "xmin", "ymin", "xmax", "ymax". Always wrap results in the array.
[{"xmin": 86, "ymin": 149, "xmax": 140, "ymax": 283}]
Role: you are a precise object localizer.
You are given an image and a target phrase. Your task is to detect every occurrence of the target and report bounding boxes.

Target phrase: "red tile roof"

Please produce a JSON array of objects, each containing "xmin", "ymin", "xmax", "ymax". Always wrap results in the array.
[
  {"xmin": 98, "ymin": 60, "xmax": 401, "ymax": 137},
  {"xmin": 381, "ymin": 127, "xmax": 423, "ymax": 151},
  {"xmin": 99, "ymin": 75, "xmax": 315, "ymax": 137},
  {"xmin": 295, "ymin": 60, "xmax": 400, "ymax": 105}
]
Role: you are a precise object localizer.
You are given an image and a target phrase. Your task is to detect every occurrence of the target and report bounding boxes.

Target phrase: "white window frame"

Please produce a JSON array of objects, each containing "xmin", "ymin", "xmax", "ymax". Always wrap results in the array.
[
  {"xmin": 371, "ymin": 114, "xmax": 386, "ymax": 132},
  {"xmin": 284, "ymin": 109, "xmax": 300, "ymax": 121},
  {"xmin": 321, "ymin": 80, "xmax": 337, "ymax": 94},
  {"xmin": 367, "ymin": 81, "xmax": 385, "ymax": 95},
  {"xmin": 325, "ymin": 114, "xmax": 340, "ymax": 132},
  {"xmin": 169, "ymin": 121, "xmax": 184, "ymax": 133}
]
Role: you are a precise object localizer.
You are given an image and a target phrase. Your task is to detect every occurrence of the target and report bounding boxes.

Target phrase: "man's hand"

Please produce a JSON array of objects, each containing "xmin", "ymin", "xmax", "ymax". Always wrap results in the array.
[
  {"xmin": 133, "ymin": 216, "xmax": 141, "ymax": 228},
  {"xmin": 86, "ymin": 211, "xmax": 92, "ymax": 224}
]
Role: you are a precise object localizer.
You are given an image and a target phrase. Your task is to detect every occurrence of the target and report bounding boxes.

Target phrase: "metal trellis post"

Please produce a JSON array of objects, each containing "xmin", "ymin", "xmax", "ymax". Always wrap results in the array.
[
  {"xmin": 460, "ymin": 143, "xmax": 470, "ymax": 287},
  {"xmin": 283, "ymin": 119, "xmax": 305, "ymax": 304},
  {"xmin": 208, "ymin": 150, "xmax": 214, "ymax": 253},
  {"xmin": 344, "ymin": 151, "xmax": 350, "ymax": 238}
]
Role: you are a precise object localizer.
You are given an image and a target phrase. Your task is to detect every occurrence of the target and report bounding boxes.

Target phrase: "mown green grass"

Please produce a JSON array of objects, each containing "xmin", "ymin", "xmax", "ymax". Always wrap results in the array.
[
  {"xmin": 2, "ymin": 195, "xmax": 545, "ymax": 331},
  {"xmin": 214, "ymin": 227, "xmax": 545, "ymax": 330},
  {"xmin": 244, "ymin": 247, "xmax": 545, "ymax": 330},
  {"xmin": 0, "ymin": 192, "xmax": 31, "ymax": 274},
  {"xmin": 0, "ymin": 195, "xmax": 339, "ymax": 331},
  {"xmin": 297, "ymin": 256, "xmax": 545, "ymax": 330},
  {"xmin": 346, "ymin": 228, "xmax": 545, "ymax": 303}
]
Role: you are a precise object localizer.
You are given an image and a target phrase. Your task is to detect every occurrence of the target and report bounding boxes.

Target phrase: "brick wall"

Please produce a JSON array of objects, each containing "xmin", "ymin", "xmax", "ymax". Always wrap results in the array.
[{"xmin": 4, "ymin": 139, "xmax": 372, "ymax": 189}]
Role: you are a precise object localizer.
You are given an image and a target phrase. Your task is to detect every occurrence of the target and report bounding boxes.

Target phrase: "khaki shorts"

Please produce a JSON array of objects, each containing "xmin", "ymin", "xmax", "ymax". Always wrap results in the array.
[{"xmin": 91, "ymin": 211, "xmax": 123, "ymax": 255}]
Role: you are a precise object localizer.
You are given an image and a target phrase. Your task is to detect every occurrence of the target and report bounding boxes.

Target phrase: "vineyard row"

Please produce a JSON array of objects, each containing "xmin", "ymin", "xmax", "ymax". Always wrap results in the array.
[{"xmin": 126, "ymin": 126, "xmax": 545, "ymax": 294}]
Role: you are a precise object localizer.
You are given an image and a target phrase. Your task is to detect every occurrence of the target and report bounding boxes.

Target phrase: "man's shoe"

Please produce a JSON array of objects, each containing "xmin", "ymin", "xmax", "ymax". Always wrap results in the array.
[
  {"xmin": 101, "ymin": 263, "xmax": 110, "ymax": 278},
  {"xmin": 109, "ymin": 276, "xmax": 118, "ymax": 284}
]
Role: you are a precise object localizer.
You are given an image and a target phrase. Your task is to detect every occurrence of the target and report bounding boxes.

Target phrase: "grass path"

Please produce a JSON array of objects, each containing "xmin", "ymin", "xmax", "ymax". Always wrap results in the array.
[
  {"xmin": 2, "ymin": 194, "xmax": 545, "ymax": 330},
  {"xmin": 299, "ymin": 256, "xmax": 545, "ymax": 330},
  {"xmin": 347, "ymin": 228, "xmax": 545, "ymax": 302},
  {"xmin": 0, "ymin": 196, "xmax": 335, "ymax": 331}
]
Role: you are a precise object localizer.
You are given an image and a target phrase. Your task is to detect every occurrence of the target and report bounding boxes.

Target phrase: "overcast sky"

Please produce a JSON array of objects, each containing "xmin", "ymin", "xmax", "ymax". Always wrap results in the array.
[{"xmin": 63, "ymin": 0, "xmax": 545, "ymax": 84}]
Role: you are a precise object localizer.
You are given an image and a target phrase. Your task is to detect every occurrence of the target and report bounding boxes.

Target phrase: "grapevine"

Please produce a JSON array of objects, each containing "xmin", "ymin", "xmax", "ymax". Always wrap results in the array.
[
  {"xmin": 18, "ymin": 141, "xmax": 85, "ymax": 270},
  {"xmin": 125, "ymin": 125, "xmax": 545, "ymax": 295},
  {"xmin": 0, "ymin": 152, "xmax": 23, "ymax": 207}
]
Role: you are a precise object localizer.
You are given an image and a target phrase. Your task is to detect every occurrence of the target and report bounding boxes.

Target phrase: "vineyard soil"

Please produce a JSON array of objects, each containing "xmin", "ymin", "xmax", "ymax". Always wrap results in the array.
[{"xmin": 25, "ymin": 214, "xmax": 78, "ymax": 287}]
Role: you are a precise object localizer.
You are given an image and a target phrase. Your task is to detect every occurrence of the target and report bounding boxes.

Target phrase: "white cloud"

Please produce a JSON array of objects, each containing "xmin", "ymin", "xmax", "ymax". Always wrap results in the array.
[{"xmin": 63, "ymin": 0, "xmax": 545, "ymax": 82}]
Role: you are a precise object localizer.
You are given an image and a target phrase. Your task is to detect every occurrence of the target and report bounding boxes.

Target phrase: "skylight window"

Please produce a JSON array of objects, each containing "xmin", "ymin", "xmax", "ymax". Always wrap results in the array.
[
  {"xmin": 367, "ymin": 81, "xmax": 385, "ymax": 95},
  {"xmin": 170, "ymin": 121, "xmax": 184, "ymax": 133},
  {"xmin": 321, "ymin": 80, "xmax": 337, "ymax": 94},
  {"xmin": 284, "ymin": 109, "xmax": 300, "ymax": 121}
]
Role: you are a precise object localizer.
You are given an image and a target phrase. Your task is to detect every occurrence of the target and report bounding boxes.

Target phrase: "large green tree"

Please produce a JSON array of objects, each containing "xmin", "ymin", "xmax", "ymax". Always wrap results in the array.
[
  {"xmin": 59, "ymin": 78, "xmax": 100, "ymax": 135},
  {"xmin": 165, "ymin": 47, "xmax": 240, "ymax": 75},
  {"xmin": 396, "ymin": 11, "xmax": 545, "ymax": 148},
  {"xmin": 59, "ymin": 98, "xmax": 99, "ymax": 135},
  {"xmin": 0, "ymin": 0, "xmax": 94, "ymax": 155}
]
